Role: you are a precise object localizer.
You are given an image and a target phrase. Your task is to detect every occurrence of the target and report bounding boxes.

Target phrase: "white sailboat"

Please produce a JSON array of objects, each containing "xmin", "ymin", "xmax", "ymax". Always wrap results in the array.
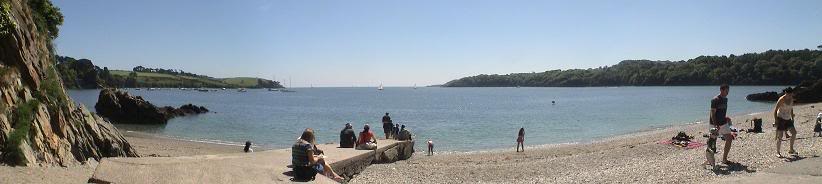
[
  {"xmin": 281, "ymin": 77, "xmax": 295, "ymax": 92},
  {"xmin": 377, "ymin": 83, "xmax": 384, "ymax": 91},
  {"xmin": 413, "ymin": 83, "xmax": 417, "ymax": 90}
]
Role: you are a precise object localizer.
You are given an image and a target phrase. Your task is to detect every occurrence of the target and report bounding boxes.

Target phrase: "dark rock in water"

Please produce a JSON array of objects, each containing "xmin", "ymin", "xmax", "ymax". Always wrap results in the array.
[
  {"xmin": 96, "ymin": 88, "xmax": 169, "ymax": 124},
  {"xmin": 159, "ymin": 104, "xmax": 210, "ymax": 117},
  {"xmin": 745, "ymin": 79, "xmax": 822, "ymax": 103},
  {"xmin": 794, "ymin": 79, "xmax": 822, "ymax": 103},
  {"xmin": 746, "ymin": 91, "xmax": 781, "ymax": 102},
  {"xmin": 95, "ymin": 89, "xmax": 210, "ymax": 124}
]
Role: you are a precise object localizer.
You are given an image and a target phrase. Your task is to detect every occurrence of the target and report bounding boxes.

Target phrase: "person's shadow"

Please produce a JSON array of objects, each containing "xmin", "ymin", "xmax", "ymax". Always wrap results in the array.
[
  {"xmin": 713, "ymin": 162, "xmax": 756, "ymax": 175},
  {"xmin": 283, "ymin": 165, "xmax": 314, "ymax": 182}
]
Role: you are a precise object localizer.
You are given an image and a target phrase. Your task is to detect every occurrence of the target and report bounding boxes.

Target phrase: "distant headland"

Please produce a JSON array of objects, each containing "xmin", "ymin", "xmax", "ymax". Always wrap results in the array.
[
  {"xmin": 55, "ymin": 55, "xmax": 283, "ymax": 89},
  {"xmin": 444, "ymin": 48, "xmax": 822, "ymax": 87}
]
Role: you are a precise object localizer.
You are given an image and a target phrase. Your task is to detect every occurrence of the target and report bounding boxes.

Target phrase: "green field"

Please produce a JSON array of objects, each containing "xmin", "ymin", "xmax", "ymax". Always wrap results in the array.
[{"xmin": 110, "ymin": 70, "xmax": 276, "ymax": 88}]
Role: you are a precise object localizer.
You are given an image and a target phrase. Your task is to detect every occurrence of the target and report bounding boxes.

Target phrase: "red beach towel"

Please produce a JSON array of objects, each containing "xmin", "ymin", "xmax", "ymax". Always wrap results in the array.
[{"xmin": 657, "ymin": 140, "xmax": 706, "ymax": 149}]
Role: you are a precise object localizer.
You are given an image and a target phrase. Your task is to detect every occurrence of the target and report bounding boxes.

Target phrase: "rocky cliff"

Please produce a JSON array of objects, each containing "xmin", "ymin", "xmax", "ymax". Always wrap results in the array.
[{"xmin": 0, "ymin": 0, "xmax": 137, "ymax": 166}]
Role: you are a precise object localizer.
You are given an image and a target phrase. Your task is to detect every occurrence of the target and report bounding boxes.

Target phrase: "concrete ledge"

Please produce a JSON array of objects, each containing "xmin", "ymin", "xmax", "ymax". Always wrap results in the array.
[{"xmin": 89, "ymin": 139, "xmax": 414, "ymax": 184}]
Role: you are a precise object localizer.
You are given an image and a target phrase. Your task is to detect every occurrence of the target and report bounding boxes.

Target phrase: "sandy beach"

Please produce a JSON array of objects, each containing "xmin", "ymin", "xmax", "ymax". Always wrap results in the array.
[
  {"xmin": 0, "ymin": 131, "xmax": 244, "ymax": 184},
  {"xmin": 351, "ymin": 102, "xmax": 822, "ymax": 184},
  {"xmin": 1, "ymin": 103, "xmax": 819, "ymax": 184}
]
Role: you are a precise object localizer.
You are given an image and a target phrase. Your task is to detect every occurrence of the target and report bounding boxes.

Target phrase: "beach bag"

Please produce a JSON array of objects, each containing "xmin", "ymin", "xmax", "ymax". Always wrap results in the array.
[{"xmin": 751, "ymin": 118, "xmax": 763, "ymax": 133}]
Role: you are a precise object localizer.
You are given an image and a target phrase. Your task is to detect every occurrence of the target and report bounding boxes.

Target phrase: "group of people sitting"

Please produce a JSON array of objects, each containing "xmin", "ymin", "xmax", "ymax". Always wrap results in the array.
[{"xmin": 291, "ymin": 113, "xmax": 414, "ymax": 182}]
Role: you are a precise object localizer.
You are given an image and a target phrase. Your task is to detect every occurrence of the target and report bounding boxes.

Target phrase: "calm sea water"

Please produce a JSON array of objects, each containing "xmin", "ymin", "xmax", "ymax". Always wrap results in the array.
[{"xmin": 68, "ymin": 86, "xmax": 783, "ymax": 152}]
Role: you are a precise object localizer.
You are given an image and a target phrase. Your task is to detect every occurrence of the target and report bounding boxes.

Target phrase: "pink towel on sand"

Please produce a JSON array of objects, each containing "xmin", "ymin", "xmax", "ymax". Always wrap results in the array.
[{"xmin": 657, "ymin": 140, "xmax": 706, "ymax": 149}]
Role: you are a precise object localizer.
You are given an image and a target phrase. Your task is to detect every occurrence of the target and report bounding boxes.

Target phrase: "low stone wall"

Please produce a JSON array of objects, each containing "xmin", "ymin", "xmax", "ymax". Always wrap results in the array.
[{"xmin": 331, "ymin": 140, "xmax": 415, "ymax": 180}]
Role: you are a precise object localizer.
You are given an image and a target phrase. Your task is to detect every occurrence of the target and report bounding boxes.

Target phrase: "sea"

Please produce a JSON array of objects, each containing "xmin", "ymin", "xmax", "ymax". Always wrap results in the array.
[{"xmin": 67, "ymin": 86, "xmax": 785, "ymax": 152}]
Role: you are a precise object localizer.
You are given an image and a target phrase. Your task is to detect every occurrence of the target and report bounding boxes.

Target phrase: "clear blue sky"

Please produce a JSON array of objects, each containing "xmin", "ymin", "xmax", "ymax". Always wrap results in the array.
[{"xmin": 53, "ymin": 0, "xmax": 822, "ymax": 87}]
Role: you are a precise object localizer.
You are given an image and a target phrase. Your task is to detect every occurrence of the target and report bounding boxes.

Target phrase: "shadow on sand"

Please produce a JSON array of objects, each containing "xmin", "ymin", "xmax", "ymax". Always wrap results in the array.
[{"xmin": 713, "ymin": 161, "xmax": 756, "ymax": 175}]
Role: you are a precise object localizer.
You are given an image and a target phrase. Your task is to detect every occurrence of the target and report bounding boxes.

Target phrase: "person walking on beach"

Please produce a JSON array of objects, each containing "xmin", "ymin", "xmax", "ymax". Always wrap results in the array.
[
  {"xmin": 340, "ymin": 123, "xmax": 357, "ymax": 148},
  {"xmin": 710, "ymin": 84, "xmax": 734, "ymax": 164},
  {"xmin": 774, "ymin": 88, "xmax": 797, "ymax": 158},
  {"xmin": 382, "ymin": 113, "xmax": 393, "ymax": 139},
  {"xmin": 516, "ymin": 127, "xmax": 525, "ymax": 152},
  {"xmin": 291, "ymin": 128, "xmax": 344, "ymax": 182}
]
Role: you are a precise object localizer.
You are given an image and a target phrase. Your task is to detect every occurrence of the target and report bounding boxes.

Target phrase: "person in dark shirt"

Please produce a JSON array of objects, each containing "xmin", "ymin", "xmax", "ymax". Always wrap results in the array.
[
  {"xmin": 339, "ymin": 123, "xmax": 357, "ymax": 148},
  {"xmin": 710, "ymin": 84, "xmax": 733, "ymax": 164},
  {"xmin": 397, "ymin": 125, "xmax": 412, "ymax": 141},
  {"xmin": 382, "ymin": 113, "xmax": 393, "ymax": 139},
  {"xmin": 291, "ymin": 128, "xmax": 343, "ymax": 182}
]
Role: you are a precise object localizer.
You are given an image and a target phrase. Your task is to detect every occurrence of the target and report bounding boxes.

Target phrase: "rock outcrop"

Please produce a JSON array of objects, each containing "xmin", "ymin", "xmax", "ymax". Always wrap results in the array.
[
  {"xmin": 95, "ymin": 88, "xmax": 210, "ymax": 124},
  {"xmin": 95, "ymin": 88, "xmax": 168, "ymax": 124},
  {"xmin": 746, "ymin": 79, "xmax": 822, "ymax": 103},
  {"xmin": 160, "ymin": 103, "xmax": 209, "ymax": 117},
  {"xmin": 746, "ymin": 91, "xmax": 780, "ymax": 102},
  {"xmin": 0, "ymin": 0, "xmax": 138, "ymax": 166}
]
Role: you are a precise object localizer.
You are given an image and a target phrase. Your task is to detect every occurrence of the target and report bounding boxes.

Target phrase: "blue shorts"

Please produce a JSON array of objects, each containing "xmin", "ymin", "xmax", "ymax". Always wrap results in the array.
[{"xmin": 313, "ymin": 163, "xmax": 324, "ymax": 172}]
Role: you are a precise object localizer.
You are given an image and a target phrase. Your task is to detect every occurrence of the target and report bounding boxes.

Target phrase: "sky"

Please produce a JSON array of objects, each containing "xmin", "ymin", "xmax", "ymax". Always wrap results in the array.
[{"xmin": 52, "ymin": 0, "xmax": 822, "ymax": 87}]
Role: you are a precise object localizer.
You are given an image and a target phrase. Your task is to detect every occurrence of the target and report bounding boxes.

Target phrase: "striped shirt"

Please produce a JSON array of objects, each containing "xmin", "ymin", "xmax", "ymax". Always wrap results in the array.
[{"xmin": 291, "ymin": 141, "xmax": 314, "ymax": 167}]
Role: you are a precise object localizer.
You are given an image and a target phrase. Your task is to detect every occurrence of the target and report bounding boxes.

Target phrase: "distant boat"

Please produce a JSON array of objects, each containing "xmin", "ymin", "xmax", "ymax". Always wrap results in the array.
[
  {"xmin": 413, "ymin": 83, "xmax": 417, "ymax": 90},
  {"xmin": 280, "ymin": 76, "xmax": 296, "ymax": 93},
  {"xmin": 135, "ymin": 88, "xmax": 141, "ymax": 91},
  {"xmin": 268, "ymin": 88, "xmax": 279, "ymax": 92},
  {"xmin": 221, "ymin": 88, "xmax": 226, "ymax": 90},
  {"xmin": 197, "ymin": 88, "xmax": 209, "ymax": 92},
  {"xmin": 237, "ymin": 88, "xmax": 247, "ymax": 92},
  {"xmin": 378, "ymin": 83, "xmax": 384, "ymax": 91},
  {"xmin": 148, "ymin": 88, "xmax": 156, "ymax": 91}
]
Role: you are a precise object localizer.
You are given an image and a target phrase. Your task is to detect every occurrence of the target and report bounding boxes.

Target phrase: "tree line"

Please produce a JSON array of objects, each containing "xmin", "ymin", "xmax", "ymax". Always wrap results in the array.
[
  {"xmin": 132, "ymin": 66, "xmax": 209, "ymax": 79},
  {"xmin": 444, "ymin": 49, "xmax": 822, "ymax": 87},
  {"xmin": 55, "ymin": 55, "xmax": 282, "ymax": 89}
]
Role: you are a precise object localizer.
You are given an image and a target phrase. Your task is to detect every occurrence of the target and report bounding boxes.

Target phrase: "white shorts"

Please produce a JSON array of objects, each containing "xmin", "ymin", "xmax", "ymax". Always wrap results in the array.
[{"xmin": 718, "ymin": 123, "xmax": 733, "ymax": 135}]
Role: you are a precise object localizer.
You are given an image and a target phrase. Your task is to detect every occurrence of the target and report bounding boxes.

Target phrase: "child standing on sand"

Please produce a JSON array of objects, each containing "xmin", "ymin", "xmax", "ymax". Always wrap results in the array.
[
  {"xmin": 516, "ymin": 127, "xmax": 525, "ymax": 152},
  {"xmin": 427, "ymin": 139, "xmax": 434, "ymax": 156},
  {"xmin": 703, "ymin": 128, "xmax": 718, "ymax": 170}
]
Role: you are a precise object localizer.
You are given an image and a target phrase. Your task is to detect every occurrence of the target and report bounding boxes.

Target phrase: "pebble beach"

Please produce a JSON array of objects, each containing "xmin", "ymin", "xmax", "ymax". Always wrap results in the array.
[{"xmin": 351, "ymin": 102, "xmax": 822, "ymax": 184}]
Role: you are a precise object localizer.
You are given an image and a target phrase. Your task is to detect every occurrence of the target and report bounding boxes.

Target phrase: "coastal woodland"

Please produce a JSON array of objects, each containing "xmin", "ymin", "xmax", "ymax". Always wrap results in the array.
[
  {"xmin": 445, "ymin": 49, "xmax": 822, "ymax": 87},
  {"xmin": 55, "ymin": 55, "xmax": 283, "ymax": 89}
]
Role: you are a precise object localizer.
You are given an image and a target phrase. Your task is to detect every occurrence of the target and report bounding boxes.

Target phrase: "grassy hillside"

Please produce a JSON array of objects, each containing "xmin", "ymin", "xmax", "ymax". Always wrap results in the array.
[{"xmin": 109, "ymin": 70, "xmax": 280, "ymax": 88}]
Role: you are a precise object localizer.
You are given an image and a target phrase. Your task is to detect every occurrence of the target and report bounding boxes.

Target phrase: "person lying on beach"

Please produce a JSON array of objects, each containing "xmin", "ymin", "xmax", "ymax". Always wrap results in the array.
[
  {"xmin": 356, "ymin": 124, "xmax": 378, "ymax": 150},
  {"xmin": 291, "ymin": 128, "xmax": 344, "ymax": 182},
  {"xmin": 774, "ymin": 88, "xmax": 797, "ymax": 158},
  {"xmin": 244, "ymin": 141, "xmax": 253, "ymax": 153},
  {"xmin": 516, "ymin": 127, "xmax": 525, "ymax": 152}
]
